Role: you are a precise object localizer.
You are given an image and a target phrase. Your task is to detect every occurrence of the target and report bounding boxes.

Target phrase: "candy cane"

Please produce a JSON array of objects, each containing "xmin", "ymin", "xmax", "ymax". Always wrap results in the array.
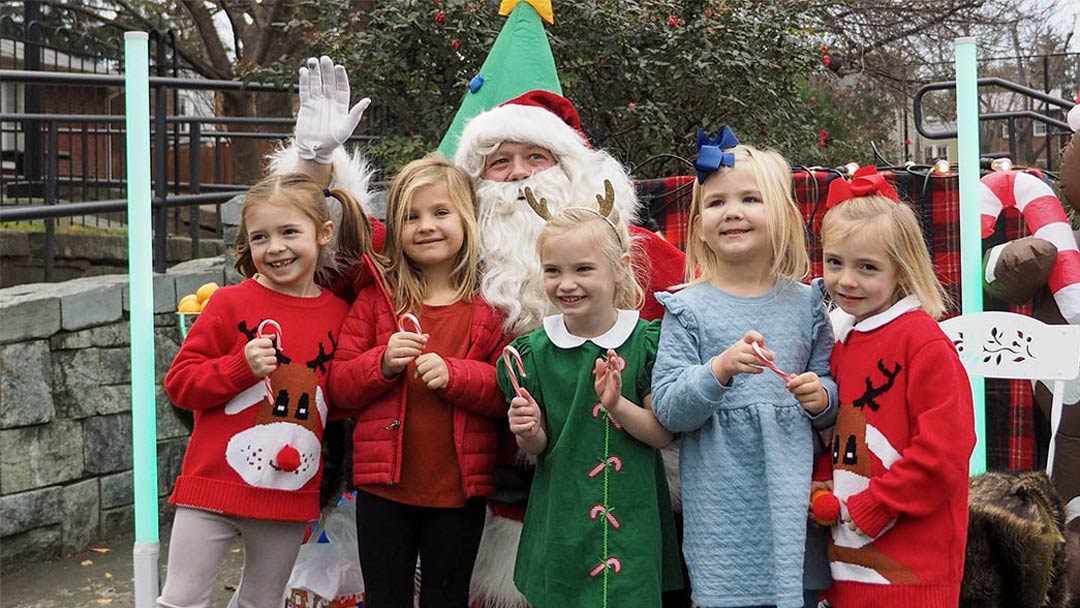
[
  {"xmin": 608, "ymin": 352, "xmax": 626, "ymax": 371},
  {"xmin": 591, "ymin": 402, "xmax": 605, "ymax": 418},
  {"xmin": 607, "ymin": 455, "xmax": 623, "ymax": 472},
  {"xmin": 257, "ymin": 319, "xmax": 282, "ymax": 404},
  {"xmin": 501, "ymin": 345, "xmax": 527, "ymax": 396},
  {"xmin": 590, "ymin": 402, "xmax": 624, "ymax": 430},
  {"xmin": 589, "ymin": 557, "xmax": 623, "ymax": 577},
  {"xmin": 588, "ymin": 503, "xmax": 622, "ymax": 529},
  {"xmin": 397, "ymin": 313, "xmax": 423, "ymax": 334},
  {"xmin": 751, "ymin": 341, "xmax": 791, "ymax": 380},
  {"xmin": 980, "ymin": 170, "xmax": 1080, "ymax": 324},
  {"xmin": 587, "ymin": 455, "xmax": 624, "ymax": 478}
]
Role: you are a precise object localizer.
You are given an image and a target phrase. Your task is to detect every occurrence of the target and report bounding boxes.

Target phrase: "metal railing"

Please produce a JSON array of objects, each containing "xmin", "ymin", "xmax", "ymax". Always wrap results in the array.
[
  {"xmin": 0, "ymin": 67, "xmax": 380, "ymax": 279},
  {"xmin": 913, "ymin": 77, "xmax": 1074, "ymax": 169}
]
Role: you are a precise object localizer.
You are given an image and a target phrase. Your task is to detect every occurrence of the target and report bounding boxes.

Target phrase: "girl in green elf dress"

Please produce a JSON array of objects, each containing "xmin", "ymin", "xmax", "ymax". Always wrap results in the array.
[{"xmin": 497, "ymin": 182, "xmax": 683, "ymax": 608}]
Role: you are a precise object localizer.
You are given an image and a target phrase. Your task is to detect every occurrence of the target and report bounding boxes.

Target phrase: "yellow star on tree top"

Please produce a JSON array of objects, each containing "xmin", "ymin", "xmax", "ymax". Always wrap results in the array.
[{"xmin": 499, "ymin": 0, "xmax": 553, "ymax": 24}]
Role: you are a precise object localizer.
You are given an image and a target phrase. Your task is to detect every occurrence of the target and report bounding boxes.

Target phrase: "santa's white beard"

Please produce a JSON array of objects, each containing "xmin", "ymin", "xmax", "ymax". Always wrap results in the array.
[
  {"xmin": 476, "ymin": 167, "xmax": 572, "ymax": 336},
  {"xmin": 475, "ymin": 157, "xmax": 640, "ymax": 337}
]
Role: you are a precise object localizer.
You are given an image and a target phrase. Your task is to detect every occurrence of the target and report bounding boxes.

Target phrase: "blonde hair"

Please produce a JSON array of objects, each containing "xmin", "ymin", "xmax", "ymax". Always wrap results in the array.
[
  {"xmin": 535, "ymin": 208, "xmax": 644, "ymax": 310},
  {"xmin": 234, "ymin": 172, "xmax": 376, "ymax": 286},
  {"xmin": 821, "ymin": 195, "xmax": 949, "ymax": 319},
  {"xmin": 684, "ymin": 145, "xmax": 809, "ymax": 284},
  {"xmin": 383, "ymin": 154, "xmax": 480, "ymax": 314}
]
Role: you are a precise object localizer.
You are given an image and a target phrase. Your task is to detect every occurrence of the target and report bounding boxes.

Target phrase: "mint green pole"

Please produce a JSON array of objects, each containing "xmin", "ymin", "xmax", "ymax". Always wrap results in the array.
[
  {"xmin": 125, "ymin": 31, "xmax": 161, "ymax": 607},
  {"xmin": 955, "ymin": 37, "xmax": 986, "ymax": 475}
]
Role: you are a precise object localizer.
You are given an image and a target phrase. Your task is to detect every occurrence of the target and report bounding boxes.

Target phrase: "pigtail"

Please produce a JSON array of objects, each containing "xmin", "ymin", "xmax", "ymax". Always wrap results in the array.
[{"xmin": 326, "ymin": 186, "xmax": 385, "ymax": 272}]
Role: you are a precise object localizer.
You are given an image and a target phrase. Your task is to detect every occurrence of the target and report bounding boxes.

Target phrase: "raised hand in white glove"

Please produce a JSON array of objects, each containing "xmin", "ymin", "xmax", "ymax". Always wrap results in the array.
[{"xmin": 294, "ymin": 56, "xmax": 371, "ymax": 164}]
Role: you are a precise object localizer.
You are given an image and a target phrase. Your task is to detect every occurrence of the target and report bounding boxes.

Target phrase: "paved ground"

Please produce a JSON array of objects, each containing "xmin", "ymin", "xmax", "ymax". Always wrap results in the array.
[{"xmin": 2, "ymin": 524, "xmax": 244, "ymax": 608}]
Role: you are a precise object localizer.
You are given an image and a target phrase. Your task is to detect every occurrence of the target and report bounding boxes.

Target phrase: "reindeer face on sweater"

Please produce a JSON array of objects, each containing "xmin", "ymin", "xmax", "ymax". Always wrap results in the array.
[
  {"xmin": 832, "ymin": 359, "xmax": 903, "ymax": 549},
  {"xmin": 223, "ymin": 320, "xmax": 334, "ymax": 491}
]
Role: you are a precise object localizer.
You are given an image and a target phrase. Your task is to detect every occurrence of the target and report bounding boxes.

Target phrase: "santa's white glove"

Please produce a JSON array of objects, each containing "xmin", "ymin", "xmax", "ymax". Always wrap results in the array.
[{"xmin": 294, "ymin": 56, "xmax": 371, "ymax": 164}]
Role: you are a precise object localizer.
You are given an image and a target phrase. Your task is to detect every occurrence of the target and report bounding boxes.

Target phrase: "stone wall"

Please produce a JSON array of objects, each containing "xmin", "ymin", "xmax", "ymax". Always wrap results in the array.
[
  {"xmin": 0, "ymin": 257, "xmax": 227, "ymax": 573},
  {"xmin": 0, "ymin": 230, "xmax": 226, "ymax": 288}
]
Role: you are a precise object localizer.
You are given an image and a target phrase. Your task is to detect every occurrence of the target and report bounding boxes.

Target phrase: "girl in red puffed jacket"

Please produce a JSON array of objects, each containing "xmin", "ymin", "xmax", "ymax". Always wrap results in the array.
[{"xmin": 328, "ymin": 154, "xmax": 510, "ymax": 608}]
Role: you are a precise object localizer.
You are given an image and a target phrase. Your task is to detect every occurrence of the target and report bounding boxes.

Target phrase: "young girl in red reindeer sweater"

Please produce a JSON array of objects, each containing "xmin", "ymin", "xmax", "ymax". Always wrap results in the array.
[
  {"xmin": 819, "ymin": 167, "xmax": 976, "ymax": 608},
  {"xmin": 161, "ymin": 172, "xmax": 377, "ymax": 608},
  {"xmin": 328, "ymin": 154, "xmax": 510, "ymax": 608}
]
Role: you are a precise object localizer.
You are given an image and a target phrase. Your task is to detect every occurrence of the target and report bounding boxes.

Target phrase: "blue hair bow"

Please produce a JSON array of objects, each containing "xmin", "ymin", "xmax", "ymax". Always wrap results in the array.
[{"xmin": 694, "ymin": 126, "xmax": 740, "ymax": 184}]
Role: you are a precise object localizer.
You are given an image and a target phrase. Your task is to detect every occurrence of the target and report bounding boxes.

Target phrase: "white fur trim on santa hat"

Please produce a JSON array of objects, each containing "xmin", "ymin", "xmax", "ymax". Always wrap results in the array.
[
  {"xmin": 455, "ymin": 103, "xmax": 591, "ymax": 180},
  {"xmin": 266, "ymin": 142, "xmax": 374, "ymax": 212}
]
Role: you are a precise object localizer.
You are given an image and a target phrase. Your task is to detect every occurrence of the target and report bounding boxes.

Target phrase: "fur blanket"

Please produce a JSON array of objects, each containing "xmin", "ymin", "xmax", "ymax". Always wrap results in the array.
[{"xmin": 962, "ymin": 471, "xmax": 1072, "ymax": 608}]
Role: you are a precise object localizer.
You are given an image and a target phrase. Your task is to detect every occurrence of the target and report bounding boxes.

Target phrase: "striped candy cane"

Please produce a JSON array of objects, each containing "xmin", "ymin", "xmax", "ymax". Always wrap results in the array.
[
  {"xmin": 589, "ymin": 503, "xmax": 622, "ymax": 529},
  {"xmin": 980, "ymin": 170, "xmax": 1080, "ymax": 324},
  {"xmin": 257, "ymin": 319, "xmax": 283, "ymax": 404},
  {"xmin": 588, "ymin": 556, "xmax": 623, "ymax": 577}
]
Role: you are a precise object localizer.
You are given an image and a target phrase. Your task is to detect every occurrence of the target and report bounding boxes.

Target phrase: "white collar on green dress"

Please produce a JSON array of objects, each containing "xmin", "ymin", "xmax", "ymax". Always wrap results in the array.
[{"xmin": 543, "ymin": 309, "xmax": 640, "ymax": 349}]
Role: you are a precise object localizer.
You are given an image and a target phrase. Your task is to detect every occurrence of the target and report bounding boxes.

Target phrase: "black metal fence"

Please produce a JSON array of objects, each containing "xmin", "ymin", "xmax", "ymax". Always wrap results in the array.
[{"xmin": 0, "ymin": 20, "xmax": 381, "ymax": 279}]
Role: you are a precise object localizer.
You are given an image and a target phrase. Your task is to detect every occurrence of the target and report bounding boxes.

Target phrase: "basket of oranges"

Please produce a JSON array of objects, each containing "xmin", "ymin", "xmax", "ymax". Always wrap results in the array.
[{"xmin": 177, "ymin": 282, "xmax": 219, "ymax": 339}]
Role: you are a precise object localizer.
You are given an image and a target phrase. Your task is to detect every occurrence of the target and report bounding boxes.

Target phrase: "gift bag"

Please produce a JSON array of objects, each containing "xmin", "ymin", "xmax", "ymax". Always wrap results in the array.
[{"xmin": 284, "ymin": 495, "xmax": 365, "ymax": 608}]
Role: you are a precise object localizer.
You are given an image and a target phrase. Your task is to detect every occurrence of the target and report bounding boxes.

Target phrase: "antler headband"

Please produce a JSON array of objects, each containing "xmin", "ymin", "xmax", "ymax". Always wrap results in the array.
[
  {"xmin": 523, "ymin": 179, "xmax": 623, "ymax": 245},
  {"xmin": 825, "ymin": 166, "xmax": 899, "ymax": 209}
]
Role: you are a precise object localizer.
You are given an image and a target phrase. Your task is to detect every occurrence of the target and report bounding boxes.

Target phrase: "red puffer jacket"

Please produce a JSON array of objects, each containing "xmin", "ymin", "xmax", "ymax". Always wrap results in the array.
[{"xmin": 327, "ymin": 255, "xmax": 511, "ymax": 497}]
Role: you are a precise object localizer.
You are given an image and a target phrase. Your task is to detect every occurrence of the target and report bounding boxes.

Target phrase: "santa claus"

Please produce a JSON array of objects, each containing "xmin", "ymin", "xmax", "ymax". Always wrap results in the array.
[{"xmin": 271, "ymin": 56, "xmax": 687, "ymax": 608}]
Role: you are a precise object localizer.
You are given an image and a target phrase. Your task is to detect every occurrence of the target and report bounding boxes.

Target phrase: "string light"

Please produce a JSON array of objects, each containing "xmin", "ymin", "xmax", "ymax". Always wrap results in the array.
[
  {"xmin": 932, "ymin": 159, "xmax": 951, "ymax": 175},
  {"xmin": 990, "ymin": 158, "xmax": 1013, "ymax": 172},
  {"xmin": 844, "ymin": 162, "xmax": 859, "ymax": 175}
]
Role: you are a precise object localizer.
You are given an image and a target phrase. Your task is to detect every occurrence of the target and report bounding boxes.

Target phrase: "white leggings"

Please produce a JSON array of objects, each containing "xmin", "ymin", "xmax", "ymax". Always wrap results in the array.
[{"xmin": 157, "ymin": 506, "xmax": 307, "ymax": 608}]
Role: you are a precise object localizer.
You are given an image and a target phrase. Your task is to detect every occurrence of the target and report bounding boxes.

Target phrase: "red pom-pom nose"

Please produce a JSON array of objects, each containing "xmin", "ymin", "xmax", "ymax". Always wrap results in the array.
[
  {"xmin": 810, "ymin": 489, "xmax": 841, "ymax": 526},
  {"xmin": 276, "ymin": 445, "xmax": 301, "ymax": 472}
]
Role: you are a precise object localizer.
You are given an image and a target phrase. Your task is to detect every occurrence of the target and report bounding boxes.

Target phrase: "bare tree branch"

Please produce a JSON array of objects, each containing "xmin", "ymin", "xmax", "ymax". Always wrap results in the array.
[
  {"xmin": 248, "ymin": 0, "xmax": 289, "ymax": 67},
  {"xmin": 215, "ymin": 0, "xmax": 246, "ymax": 58},
  {"xmin": 243, "ymin": 0, "xmax": 267, "ymax": 29},
  {"xmin": 178, "ymin": 0, "xmax": 234, "ymax": 78}
]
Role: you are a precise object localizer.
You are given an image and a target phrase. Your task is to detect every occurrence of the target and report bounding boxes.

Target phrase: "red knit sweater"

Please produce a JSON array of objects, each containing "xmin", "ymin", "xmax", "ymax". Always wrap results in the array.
[
  {"xmin": 164, "ymin": 279, "xmax": 349, "ymax": 522},
  {"xmin": 825, "ymin": 308, "xmax": 975, "ymax": 608}
]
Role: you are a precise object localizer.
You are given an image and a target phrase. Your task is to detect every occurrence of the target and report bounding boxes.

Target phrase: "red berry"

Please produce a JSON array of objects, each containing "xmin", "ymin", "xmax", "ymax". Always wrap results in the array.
[
  {"xmin": 451, "ymin": 38, "xmax": 461, "ymax": 50},
  {"xmin": 668, "ymin": 15, "xmax": 678, "ymax": 27},
  {"xmin": 627, "ymin": 102, "xmax": 636, "ymax": 110},
  {"xmin": 822, "ymin": 55, "xmax": 831, "ymax": 67},
  {"xmin": 435, "ymin": 10, "xmax": 445, "ymax": 23}
]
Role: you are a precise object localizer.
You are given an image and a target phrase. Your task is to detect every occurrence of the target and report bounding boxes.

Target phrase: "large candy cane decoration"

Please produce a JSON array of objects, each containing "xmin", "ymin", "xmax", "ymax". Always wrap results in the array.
[{"xmin": 980, "ymin": 170, "xmax": 1080, "ymax": 324}]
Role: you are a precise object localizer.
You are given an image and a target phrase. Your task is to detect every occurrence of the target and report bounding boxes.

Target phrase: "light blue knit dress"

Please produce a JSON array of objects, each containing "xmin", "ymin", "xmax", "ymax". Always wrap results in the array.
[{"xmin": 652, "ymin": 278, "xmax": 837, "ymax": 608}]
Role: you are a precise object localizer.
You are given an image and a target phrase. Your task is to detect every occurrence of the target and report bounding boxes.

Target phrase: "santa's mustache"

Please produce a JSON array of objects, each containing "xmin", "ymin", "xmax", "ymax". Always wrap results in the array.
[{"xmin": 475, "ymin": 165, "xmax": 573, "ymax": 219}]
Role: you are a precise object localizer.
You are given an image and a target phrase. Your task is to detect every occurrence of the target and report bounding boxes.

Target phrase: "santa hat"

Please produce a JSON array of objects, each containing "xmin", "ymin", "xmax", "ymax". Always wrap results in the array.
[{"xmin": 454, "ymin": 90, "xmax": 592, "ymax": 178}]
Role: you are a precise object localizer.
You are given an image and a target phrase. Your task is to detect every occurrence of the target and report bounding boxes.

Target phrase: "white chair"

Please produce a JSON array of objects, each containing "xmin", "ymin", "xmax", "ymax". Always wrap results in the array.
[{"xmin": 940, "ymin": 311, "xmax": 1080, "ymax": 477}]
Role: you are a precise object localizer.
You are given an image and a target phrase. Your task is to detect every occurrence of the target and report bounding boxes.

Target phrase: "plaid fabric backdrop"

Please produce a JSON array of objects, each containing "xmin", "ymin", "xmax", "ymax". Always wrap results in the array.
[{"xmin": 635, "ymin": 170, "xmax": 1047, "ymax": 472}]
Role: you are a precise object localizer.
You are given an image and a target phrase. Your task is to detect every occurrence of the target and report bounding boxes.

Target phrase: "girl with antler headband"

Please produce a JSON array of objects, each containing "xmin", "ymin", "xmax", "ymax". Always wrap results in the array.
[
  {"xmin": 497, "ymin": 180, "xmax": 683, "ymax": 607},
  {"xmin": 818, "ymin": 167, "xmax": 974, "ymax": 607}
]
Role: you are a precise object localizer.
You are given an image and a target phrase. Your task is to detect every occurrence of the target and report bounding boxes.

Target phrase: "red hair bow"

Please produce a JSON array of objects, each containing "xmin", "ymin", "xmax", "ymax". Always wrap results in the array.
[{"xmin": 825, "ymin": 166, "xmax": 899, "ymax": 209}]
